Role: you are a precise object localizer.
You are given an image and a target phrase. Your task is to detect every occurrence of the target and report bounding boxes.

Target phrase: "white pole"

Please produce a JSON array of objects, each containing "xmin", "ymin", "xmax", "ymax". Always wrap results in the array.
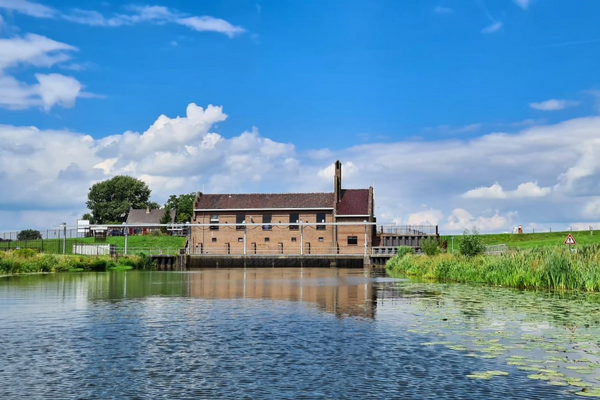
[
  {"xmin": 364, "ymin": 220, "xmax": 367, "ymax": 256},
  {"xmin": 300, "ymin": 221, "xmax": 304, "ymax": 255},
  {"xmin": 243, "ymin": 221, "xmax": 247, "ymax": 256}
]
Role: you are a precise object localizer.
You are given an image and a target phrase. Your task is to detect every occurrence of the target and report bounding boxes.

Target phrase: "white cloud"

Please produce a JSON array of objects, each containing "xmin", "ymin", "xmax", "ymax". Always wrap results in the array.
[
  {"xmin": 481, "ymin": 21, "xmax": 502, "ymax": 34},
  {"xmin": 407, "ymin": 209, "xmax": 444, "ymax": 226},
  {"xmin": 0, "ymin": 0, "xmax": 55, "ymax": 18},
  {"xmin": 530, "ymin": 99, "xmax": 579, "ymax": 111},
  {"xmin": 4, "ymin": 104, "xmax": 600, "ymax": 233},
  {"xmin": 0, "ymin": 1, "xmax": 246, "ymax": 38},
  {"xmin": 446, "ymin": 208, "xmax": 515, "ymax": 231},
  {"xmin": 0, "ymin": 33, "xmax": 90, "ymax": 110},
  {"xmin": 0, "ymin": 33, "xmax": 75, "ymax": 70},
  {"xmin": 462, "ymin": 181, "xmax": 551, "ymax": 199},
  {"xmin": 177, "ymin": 16, "xmax": 245, "ymax": 38},
  {"xmin": 514, "ymin": 0, "xmax": 531, "ymax": 10}
]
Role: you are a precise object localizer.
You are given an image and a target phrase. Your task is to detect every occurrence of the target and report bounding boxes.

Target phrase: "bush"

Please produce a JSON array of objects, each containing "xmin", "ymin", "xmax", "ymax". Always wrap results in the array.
[
  {"xmin": 136, "ymin": 253, "xmax": 157, "ymax": 270},
  {"xmin": 17, "ymin": 229, "xmax": 42, "ymax": 241},
  {"xmin": 459, "ymin": 227, "xmax": 485, "ymax": 257},
  {"xmin": 13, "ymin": 248, "xmax": 38, "ymax": 258},
  {"xmin": 397, "ymin": 246, "xmax": 416, "ymax": 258},
  {"xmin": 421, "ymin": 237, "xmax": 440, "ymax": 256}
]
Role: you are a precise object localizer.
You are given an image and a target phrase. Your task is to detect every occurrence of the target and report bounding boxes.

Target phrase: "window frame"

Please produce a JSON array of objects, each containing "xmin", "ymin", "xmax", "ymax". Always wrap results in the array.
[
  {"xmin": 316, "ymin": 213, "xmax": 326, "ymax": 230},
  {"xmin": 347, "ymin": 236, "xmax": 358, "ymax": 246},
  {"xmin": 209, "ymin": 214, "xmax": 219, "ymax": 230},
  {"xmin": 289, "ymin": 213, "xmax": 299, "ymax": 230},
  {"xmin": 262, "ymin": 213, "xmax": 272, "ymax": 231},
  {"xmin": 236, "ymin": 214, "xmax": 245, "ymax": 231}
]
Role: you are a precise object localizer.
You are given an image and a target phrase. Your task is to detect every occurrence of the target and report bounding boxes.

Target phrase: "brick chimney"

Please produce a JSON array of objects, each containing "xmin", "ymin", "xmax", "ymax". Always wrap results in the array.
[{"xmin": 333, "ymin": 160, "xmax": 342, "ymax": 204}]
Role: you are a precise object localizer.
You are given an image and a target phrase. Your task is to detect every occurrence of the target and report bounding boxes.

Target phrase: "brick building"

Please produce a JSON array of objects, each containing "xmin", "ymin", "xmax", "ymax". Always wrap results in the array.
[{"xmin": 191, "ymin": 161, "xmax": 375, "ymax": 255}]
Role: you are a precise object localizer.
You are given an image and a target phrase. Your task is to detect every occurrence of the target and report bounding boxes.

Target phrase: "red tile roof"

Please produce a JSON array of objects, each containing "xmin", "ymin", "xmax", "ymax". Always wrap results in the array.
[
  {"xmin": 336, "ymin": 189, "xmax": 369, "ymax": 215},
  {"xmin": 195, "ymin": 192, "xmax": 334, "ymax": 210}
]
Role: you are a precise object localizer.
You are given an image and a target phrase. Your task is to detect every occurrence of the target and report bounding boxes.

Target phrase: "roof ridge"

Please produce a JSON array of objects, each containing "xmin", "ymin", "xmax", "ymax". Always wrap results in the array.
[{"xmin": 202, "ymin": 192, "xmax": 333, "ymax": 196}]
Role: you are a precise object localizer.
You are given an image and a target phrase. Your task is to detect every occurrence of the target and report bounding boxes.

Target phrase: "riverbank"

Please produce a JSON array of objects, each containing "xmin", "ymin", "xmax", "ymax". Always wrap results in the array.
[
  {"xmin": 0, "ymin": 249, "xmax": 154, "ymax": 275},
  {"xmin": 441, "ymin": 230, "xmax": 600, "ymax": 250},
  {"xmin": 386, "ymin": 245, "xmax": 600, "ymax": 291}
]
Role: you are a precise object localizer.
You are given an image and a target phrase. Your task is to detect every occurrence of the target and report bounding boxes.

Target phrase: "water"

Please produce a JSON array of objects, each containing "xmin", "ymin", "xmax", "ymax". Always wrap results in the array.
[{"xmin": 1, "ymin": 269, "xmax": 600, "ymax": 399}]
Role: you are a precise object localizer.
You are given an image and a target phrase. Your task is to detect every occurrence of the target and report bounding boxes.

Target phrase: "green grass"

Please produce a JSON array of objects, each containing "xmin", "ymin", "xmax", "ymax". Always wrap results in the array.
[
  {"xmin": 386, "ymin": 245, "xmax": 600, "ymax": 292},
  {"xmin": 0, "ymin": 235, "xmax": 186, "ymax": 255},
  {"xmin": 441, "ymin": 230, "xmax": 600, "ymax": 250}
]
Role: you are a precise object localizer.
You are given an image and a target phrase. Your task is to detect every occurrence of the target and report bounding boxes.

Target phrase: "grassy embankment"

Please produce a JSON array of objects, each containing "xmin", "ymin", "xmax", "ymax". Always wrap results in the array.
[
  {"xmin": 0, "ymin": 248, "xmax": 156, "ymax": 275},
  {"xmin": 441, "ymin": 230, "xmax": 600, "ymax": 250},
  {"xmin": 0, "ymin": 235, "xmax": 186, "ymax": 255},
  {"xmin": 386, "ymin": 245, "xmax": 600, "ymax": 292}
]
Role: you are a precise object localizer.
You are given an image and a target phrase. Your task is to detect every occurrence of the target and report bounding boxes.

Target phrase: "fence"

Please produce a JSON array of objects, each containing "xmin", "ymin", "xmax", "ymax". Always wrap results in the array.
[
  {"xmin": 485, "ymin": 244, "xmax": 508, "ymax": 255},
  {"xmin": 378, "ymin": 225, "xmax": 438, "ymax": 235}
]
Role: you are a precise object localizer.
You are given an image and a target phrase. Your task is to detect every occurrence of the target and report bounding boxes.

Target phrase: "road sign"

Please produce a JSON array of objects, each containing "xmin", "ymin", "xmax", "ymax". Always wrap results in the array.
[{"xmin": 564, "ymin": 233, "xmax": 577, "ymax": 245}]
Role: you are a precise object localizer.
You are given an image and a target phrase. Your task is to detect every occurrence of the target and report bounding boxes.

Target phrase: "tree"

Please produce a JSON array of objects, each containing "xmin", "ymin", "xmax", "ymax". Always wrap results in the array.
[
  {"xmin": 459, "ymin": 227, "xmax": 486, "ymax": 257},
  {"xmin": 85, "ymin": 175, "xmax": 153, "ymax": 224},
  {"xmin": 165, "ymin": 193, "xmax": 196, "ymax": 223},
  {"xmin": 17, "ymin": 229, "xmax": 42, "ymax": 241},
  {"xmin": 159, "ymin": 208, "xmax": 173, "ymax": 233},
  {"xmin": 81, "ymin": 213, "xmax": 92, "ymax": 221}
]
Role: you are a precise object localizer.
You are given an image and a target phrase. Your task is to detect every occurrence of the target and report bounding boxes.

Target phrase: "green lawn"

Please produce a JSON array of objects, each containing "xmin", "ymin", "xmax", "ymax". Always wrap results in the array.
[
  {"xmin": 0, "ymin": 235, "xmax": 187, "ymax": 255},
  {"xmin": 441, "ymin": 230, "xmax": 600, "ymax": 250}
]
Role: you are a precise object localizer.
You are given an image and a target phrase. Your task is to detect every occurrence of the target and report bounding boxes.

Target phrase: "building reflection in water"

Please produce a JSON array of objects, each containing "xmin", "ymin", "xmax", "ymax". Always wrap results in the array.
[{"xmin": 187, "ymin": 268, "xmax": 377, "ymax": 319}]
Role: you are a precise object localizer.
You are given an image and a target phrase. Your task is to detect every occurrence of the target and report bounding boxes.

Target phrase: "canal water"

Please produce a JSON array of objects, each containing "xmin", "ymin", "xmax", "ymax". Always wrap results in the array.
[{"xmin": 1, "ymin": 269, "xmax": 600, "ymax": 399}]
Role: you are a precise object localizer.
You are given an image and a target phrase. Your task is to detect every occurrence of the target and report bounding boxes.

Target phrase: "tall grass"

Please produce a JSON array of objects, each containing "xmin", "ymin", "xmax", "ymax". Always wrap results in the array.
[
  {"xmin": 386, "ymin": 245, "xmax": 600, "ymax": 292},
  {"xmin": 0, "ymin": 249, "xmax": 154, "ymax": 275}
]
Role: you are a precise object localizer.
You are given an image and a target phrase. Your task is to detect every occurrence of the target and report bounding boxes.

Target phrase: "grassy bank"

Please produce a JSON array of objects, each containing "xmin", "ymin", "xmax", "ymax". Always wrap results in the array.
[
  {"xmin": 0, "ymin": 235, "xmax": 186, "ymax": 255},
  {"xmin": 0, "ymin": 249, "xmax": 156, "ymax": 275},
  {"xmin": 386, "ymin": 245, "xmax": 600, "ymax": 291},
  {"xmin": 441, "ymin": 230, "xmax": 600, "ymax": 250}
]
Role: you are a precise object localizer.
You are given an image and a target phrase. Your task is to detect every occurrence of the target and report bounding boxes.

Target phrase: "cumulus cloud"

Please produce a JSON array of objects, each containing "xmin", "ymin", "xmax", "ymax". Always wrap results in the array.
[
  {"xmin": 177, "ymin": 16, "xmax": 245, "ymax": 38},
  {"xmin": 462, "ymin": 182, "xmax": 551, "ymax": 199},
  {"xmin": 514, "ymin": 0, "xmax": 531, "ymax": 10},
  {"xmin": 3, "ymin": 104, "xmax": 600, "ymax": 233},
  {"xmin": 0, "ymin": 33, "xmax": 91, "ymax": 110},
  {"xmin": 530, "ymin": 99, "xmax": 579, "ymax": 111}
]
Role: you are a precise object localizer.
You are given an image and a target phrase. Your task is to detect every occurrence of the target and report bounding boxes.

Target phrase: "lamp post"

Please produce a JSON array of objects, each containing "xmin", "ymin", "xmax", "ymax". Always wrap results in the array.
[
  {"xmin": 123, "ymin": 222, "xmax": 128, "ymax": 255},
  {"xmin": 61, "ymin": 223, "xmax": 67, "ymax": 254}
]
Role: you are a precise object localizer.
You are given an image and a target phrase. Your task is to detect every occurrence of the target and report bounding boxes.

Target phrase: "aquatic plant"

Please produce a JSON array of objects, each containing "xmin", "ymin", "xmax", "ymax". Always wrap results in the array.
[{"xmin": 386, "ymin": 245, "xmax": 600, "ymax": 292}]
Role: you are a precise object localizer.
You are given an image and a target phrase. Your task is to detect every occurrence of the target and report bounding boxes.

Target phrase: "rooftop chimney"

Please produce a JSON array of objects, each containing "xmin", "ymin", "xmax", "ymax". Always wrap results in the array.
[
  {"xmin": 146, "ymin": 206, "xmax": 150, "ymax": 214},
  {"xmin": 333, "ymin": 160, "xmax": 342, "ymax": 203}
]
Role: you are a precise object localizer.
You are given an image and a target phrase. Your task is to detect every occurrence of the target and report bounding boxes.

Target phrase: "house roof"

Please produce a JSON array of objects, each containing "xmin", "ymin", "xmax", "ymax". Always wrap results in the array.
[
  {"xmin": 336, "ymin": 189, "xmax": 370, "ymax": 215},
  {"xmin": 126, "ymin": 208, "xmax": 176, "ymax": 224},
  {"xmin": 195, "ymin": 192, "xmax": 335, "ymax": 210}
]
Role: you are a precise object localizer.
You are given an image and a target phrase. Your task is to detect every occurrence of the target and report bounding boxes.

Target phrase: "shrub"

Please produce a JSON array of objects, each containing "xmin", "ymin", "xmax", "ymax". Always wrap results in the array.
[
  {"xmin": 13, "ymin": 248, "xmax": 38, "ymax": 258},
  {"xmin": 421, "ymin": 237, "xmax": 440, "ymax": 256},
  {"xmin": 459, "ymin": 227, "xmax": 485, "ymax": 257},
  {"xmin": 17, "ymin": 229, "xmax": 42, "ymax": 241},
  {"xmin": 397, "ymin": 246, "xmax": 416, "ymax": 258},
  {"xmin": 136, "ymin": 253, "xmax": 157, "ymax": 270}
]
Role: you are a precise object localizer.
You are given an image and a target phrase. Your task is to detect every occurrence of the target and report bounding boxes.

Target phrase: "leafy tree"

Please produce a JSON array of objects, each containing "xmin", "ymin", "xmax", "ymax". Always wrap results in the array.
[
  {"xmin": 165, "ymin": 193, "xmax": 196, "ymax": 223},
  {"xmin": 85, "ymin": 175, "xmax": 153, "ymax": 224},
  {"xmin": 459, "ymin": 227, "xmax": 486, "ymax": 257},
  {"xmin": 420, "ymin": 236, "xmax": 440, "ymax": 256},
  {"xmin": 81, "ymin": 213, "xmax": 92, "ymax": 221},
  {"xmin": 17, "ymin": 229, "xmax": 42, "ymax": 241},
  {"xmin": 159, "ymin": 208, "xmax": 173, "ymax": 233}
]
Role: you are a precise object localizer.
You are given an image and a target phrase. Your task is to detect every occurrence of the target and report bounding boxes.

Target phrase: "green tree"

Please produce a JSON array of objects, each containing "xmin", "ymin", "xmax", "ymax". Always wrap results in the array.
[
  {"xmin": 165, "ymin": 193, "xmax": 196, "ymax": 223},
  {"xmin": 420, "ymin": 236, "xmax": 440, "ymax": 256},
  {"xmin": 85, "ymin": 175, "xmax": 153, "ymax": 224},
  {"xmin": 459, "ymin": 227, "xmax": 486, "ymax": 257},
  {"xmin": 17, "ymin": 229, "xmax": 42, "ymax": 241},
  {"xmin": 81, "ymin": 213, "xmax": 92, "ymax": 221},
  {"xmin": 159, "ymin": 208, "xmax": 173, "ymax": 233}
]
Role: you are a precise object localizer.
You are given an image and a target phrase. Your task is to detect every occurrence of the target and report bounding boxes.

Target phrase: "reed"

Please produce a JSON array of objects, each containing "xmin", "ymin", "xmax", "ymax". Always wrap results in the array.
[
  {"xmin": 0, "ymin": 249, "xmax": 151, "ymax": 275},
  {"xmin": 386, "ymin": 245, "xmax": 600, "ymax": 291}
]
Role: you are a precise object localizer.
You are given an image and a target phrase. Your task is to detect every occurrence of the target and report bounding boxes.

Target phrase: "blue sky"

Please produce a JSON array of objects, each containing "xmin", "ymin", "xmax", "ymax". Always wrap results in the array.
[{"xmin": 1, "ymin": 0, "xmax": 600, "ymax": 233}]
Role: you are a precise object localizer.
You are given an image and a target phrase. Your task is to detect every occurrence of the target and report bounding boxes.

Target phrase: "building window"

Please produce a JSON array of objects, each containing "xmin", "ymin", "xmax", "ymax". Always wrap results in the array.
[
  {"xmin": 236, "ymin": 214, "xmax": 245, "ymax": 230},
  {"xmin": 289, "ymin": 213, "xmax": 299, "ymax": 230},
  {"xmin": 318, "ymin": 237, "xmax": 324, "ymax": 242},
  {"xmin": 210, "ymin": 215, "xmax": 219, "ymax": 230},
  {"xmin": 347, "ymin": 236, "xmax": 358, "ymax": 245},
  {"xmin": 291, "ymin": 237, "xmax": 297, "ymax": 242},
  {"xmin": 265, "ymin": 237, "xmax": 270, "ymax": 242},
  {"xmin": 238, "ymin": 238, "xmax": 243, "ymax": 242},
  {"xmin": 262, "ymin": 214, "xmax": 272, "ymax": 231},
  {"xmin": 316, "ymin": 213, "xmax": 326, "ymax": 230},
  {"xmin": 212, "ymin": 237, "xmax": 217, "ymax": 243}
]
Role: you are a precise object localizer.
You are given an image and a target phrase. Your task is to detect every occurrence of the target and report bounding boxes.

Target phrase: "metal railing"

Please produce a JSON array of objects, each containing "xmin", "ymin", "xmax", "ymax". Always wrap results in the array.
[
  {"xmin": 485, "ymin": 244, "xmax": 508, "ymax": 255},
  {"xmin": 190, "ymin": 245, "xmax": 369, "ymax": 256},
  {"xmin": 378, "ymin": 225, "xmax": 438, "ymax": 235}
]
